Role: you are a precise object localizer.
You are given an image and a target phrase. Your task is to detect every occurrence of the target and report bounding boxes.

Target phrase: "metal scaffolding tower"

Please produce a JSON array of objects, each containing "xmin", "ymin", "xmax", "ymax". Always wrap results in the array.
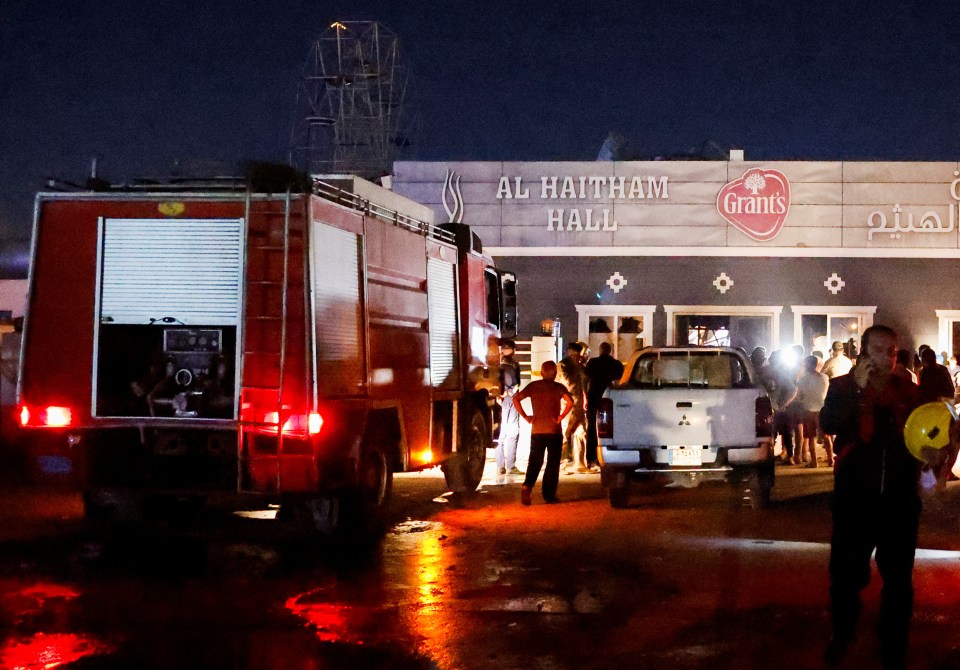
[{"xmin": 290, "ymin": 21, "xmax": 414, "ymax": 179}]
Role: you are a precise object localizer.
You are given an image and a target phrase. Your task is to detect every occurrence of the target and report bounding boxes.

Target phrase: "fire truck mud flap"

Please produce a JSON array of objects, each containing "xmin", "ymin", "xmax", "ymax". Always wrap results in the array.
[{"xmin": 442, "ymin": 407, "xmax": 489, "ymax": 494}]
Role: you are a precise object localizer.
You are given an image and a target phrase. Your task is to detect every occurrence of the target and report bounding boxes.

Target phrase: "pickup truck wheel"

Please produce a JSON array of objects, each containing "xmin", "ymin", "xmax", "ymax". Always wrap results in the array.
[
  {"xmin": 443, "ymin": 408, "xmax": 489, "ymax": 493},
  {"xmin": 608, "ymin": 484, "xmax": 630, "ymax": 509},
  {"xmin": 746, "ymin": 465, "xmax": 773, "ymax": 510}
]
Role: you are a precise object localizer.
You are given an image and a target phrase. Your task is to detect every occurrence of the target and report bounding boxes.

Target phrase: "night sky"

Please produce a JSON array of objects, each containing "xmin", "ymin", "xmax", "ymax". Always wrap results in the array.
[{"xmin": 2, "ymin": 0, "xmax": 960, "ymax": 253}]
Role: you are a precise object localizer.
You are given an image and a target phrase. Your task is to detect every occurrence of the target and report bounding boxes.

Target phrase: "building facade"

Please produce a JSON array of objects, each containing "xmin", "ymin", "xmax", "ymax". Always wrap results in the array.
[{"xmin": 392, "ymin": 159, "xmax": 960, "ymax": 364}]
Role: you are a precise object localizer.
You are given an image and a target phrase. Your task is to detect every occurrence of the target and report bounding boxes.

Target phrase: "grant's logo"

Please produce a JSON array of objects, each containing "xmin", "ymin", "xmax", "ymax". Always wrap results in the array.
[{"xmin": 716, "ymin": 168, "xmax": 791, "ymax": 242}]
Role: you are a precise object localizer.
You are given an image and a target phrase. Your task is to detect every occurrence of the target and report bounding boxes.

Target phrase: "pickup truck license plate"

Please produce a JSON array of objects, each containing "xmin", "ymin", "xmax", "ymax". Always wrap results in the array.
[{"xmin": 669, "ymin": 447, "xmax": 702, "ymax": 466}]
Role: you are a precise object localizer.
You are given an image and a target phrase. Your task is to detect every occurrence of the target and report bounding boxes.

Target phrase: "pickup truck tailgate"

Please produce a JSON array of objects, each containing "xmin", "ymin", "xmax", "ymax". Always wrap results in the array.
[{"xmin": 609, "ymin": 387, "xmax": 758, "ymax": 447}]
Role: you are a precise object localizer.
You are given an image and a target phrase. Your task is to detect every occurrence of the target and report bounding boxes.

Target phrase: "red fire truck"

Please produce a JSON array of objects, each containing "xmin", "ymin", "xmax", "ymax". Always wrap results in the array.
[{"xmin": 18, "ymin": 170, "xmax": 516, "ymax": 533}]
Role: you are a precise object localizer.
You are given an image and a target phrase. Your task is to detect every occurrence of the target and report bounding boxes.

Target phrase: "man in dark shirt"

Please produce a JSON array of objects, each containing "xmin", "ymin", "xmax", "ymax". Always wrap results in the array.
[
  {"xmin": 585, "ymin": 342, "xmax": 624, "ymax": 469},
  {"xmin": 820, "ymin": 324, "xmax": 922, "ymax": 669},
  {"xmin": 918, "ymin": 347, "xmax": 954, "ymax": 403}
]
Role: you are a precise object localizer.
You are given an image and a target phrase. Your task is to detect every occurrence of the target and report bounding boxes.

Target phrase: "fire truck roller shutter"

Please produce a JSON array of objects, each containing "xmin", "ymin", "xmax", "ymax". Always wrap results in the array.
[
  {"xmin": 427, "ymin": 257, "xmax": 461, "ymax": 389},
  {"xmin": 99, "ymin": 218, "xmax": 243, "ymax": 326},
  {"xmin": 311, "ymin": 222, "xmax": 364, "ymax": 396}
]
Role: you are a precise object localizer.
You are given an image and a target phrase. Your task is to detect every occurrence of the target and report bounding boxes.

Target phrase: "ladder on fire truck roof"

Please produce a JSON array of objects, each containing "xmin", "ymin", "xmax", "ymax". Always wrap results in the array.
[{"xmin": 238, "ymin": 186, "xmax": 310, "ymax": 494}]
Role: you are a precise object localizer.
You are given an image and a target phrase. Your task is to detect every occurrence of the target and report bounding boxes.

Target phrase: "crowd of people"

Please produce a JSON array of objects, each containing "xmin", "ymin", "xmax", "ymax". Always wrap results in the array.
[
  {"xmin": 498, "ymin": 334, "xmax": 959, "ymax": 500},
  {"xmin": 749, "ymin": 338, "xmax": 957, "ymax": 468},
  {"xmin": 497, "ymin": 327, "xmax": 957, "ymax": 669}
]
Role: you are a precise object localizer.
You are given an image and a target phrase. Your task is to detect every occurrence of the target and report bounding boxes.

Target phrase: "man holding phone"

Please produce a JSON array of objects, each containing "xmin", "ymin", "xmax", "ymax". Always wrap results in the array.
[{"xmin": 820, "ymin": 325, "xmax": 921, "ymax": 669}]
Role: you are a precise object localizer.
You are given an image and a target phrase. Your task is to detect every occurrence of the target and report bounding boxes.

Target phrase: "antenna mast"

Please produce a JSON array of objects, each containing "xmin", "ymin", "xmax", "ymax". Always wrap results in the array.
[{"xmin": 290, "ymin": 21, "xmax": 414, "ymax": 178}]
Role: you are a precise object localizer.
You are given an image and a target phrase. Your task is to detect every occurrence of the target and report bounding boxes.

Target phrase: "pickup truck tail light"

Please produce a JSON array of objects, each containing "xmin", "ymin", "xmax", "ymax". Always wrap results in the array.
[
  {"xmin": 755, "ymin": 396, "xmax": 773, "ymax": 437},
  {"xmin": 597, "ymin": 398, "xmax": 614, "ymax": 438}
]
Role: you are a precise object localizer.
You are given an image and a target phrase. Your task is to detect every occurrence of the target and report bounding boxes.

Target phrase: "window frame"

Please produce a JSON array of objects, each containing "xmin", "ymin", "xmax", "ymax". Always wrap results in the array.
[
  {"xmin": 791, "ymin": 305, "xmax": 876, "ymax": 357},
  {"xmin": 575, "ymin": 304, "xmax": 656, "ymax": 362},
  {"xmin": 935, "ymin": 309, "xmax": 960, "ymax": 359},
  {"xmin": 663, "ymin": 304, "xmax": 783, "ymax": 350}
]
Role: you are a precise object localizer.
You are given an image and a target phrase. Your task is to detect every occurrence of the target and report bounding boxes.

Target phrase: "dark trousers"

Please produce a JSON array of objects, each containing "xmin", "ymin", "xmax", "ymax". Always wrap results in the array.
[
  {"xmin": 585, "ymin": 395, "xmax": 601, "ymax": 465},
  {"xmin": 523, "ymin": 433, "xmax": 562, "ymax": 500},
  {"xmin": 829, "ymin": 491, "xmax": 920, "ymax": 666},
  {"xmin": 773, "ymin": 410, "xmax": 794, "ymax": 458}
]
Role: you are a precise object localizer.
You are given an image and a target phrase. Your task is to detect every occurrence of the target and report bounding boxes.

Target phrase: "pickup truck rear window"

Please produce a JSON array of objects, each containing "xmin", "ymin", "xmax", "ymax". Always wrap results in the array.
[{"xmin": 628, "ymin": 351, "xmax": 753, "ymax": 389}]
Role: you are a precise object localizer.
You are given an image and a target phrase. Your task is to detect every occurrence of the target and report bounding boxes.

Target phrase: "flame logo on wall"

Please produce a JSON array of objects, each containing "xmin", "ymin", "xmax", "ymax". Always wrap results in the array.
[{"xmin": 442, "ymin": 170, "xmax": 464, "ymax": 223}]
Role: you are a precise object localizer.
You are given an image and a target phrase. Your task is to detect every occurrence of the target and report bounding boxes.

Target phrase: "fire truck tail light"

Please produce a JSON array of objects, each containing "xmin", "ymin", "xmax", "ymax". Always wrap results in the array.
[
  {"xmin": 255, "ymin": 410, "xmax": 322, "ymax": 436},
  {"xmin": 597, "ymin": 398, "xmax": 614, "ymax": 438},
  {"xmin": 44, "ymin": 406, "xmax": 73, "ymax": 427},
  {"xmin": 19, "ymin": 404, "xmax": 73, "ymax": 428}
]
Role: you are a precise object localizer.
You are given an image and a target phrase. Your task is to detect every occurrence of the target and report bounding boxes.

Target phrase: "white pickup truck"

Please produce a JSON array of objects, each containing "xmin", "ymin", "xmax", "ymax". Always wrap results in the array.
[{"xmin": 597, "ymin": 346, "xmax": 775, "ymax": 509}]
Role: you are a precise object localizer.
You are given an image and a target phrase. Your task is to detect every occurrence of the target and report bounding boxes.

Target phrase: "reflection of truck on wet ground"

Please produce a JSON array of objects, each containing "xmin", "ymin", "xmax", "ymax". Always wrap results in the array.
[
  {"xmin": 597, "ymin": 346, "xmax": 775, "ymax": 509},
  {"xmin": 18, "ymin": 170, "xmax": 516, "ymax": 534}
]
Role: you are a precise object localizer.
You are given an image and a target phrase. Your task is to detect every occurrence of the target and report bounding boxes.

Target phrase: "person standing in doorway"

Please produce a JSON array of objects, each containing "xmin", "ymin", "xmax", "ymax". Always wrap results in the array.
[
  {"xmin": 513, "ymin": 361, "xmax": 572, "ymax": 505},
  {"xmin": 585, "ymin": 342, "xmax": 624, "ymax": 471},
  {"xmin": 820, "ymin": 325, "xmax": 922, "ymax": 669},
  {"xmin": 495, "ymin": 339, "xmax": 524, "ymax": 477}
]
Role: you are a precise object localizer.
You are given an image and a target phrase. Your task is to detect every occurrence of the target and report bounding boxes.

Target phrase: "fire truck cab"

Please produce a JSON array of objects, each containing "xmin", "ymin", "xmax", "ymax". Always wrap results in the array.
[{"xmin": 19, "ymin": 171, "xmax": 516, "ymax": 533}]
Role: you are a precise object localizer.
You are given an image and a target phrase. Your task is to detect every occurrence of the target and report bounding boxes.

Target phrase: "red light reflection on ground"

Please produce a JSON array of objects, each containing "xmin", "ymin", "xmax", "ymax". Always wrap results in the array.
[
  {"xmin": 284, "ymin": 591, "xmax": 351, "ymax": 643},
  {"xmin": 394, "ymin": 521, "xmax": 457, "ymax": 669},
  {"xmin": 0, "ymin": 632, "xmax": 108, "ymax": 670},
  {"xmin": 0, "ymin": 580, "xmax": 111, "ymax": 669},
  {"xmin": 284, "ymin": 521, "xmax": 460, "ymax": 668},
  {"xmin": 916, "ymin": 563, "xmax": 960, "ymax": 607},
  {"xmin": 6, "ymin": 582, "xmax": 80, "ymax": 620}
]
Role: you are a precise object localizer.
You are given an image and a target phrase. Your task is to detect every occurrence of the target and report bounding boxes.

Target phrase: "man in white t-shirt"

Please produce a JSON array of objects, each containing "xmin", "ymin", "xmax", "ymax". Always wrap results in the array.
[{"xmin": 819, "ymin": 340, "xmax": 853, "ymax": 379}]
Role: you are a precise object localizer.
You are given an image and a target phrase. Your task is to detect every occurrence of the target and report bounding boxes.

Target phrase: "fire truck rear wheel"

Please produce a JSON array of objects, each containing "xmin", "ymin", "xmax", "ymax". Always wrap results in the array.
[
  {"xmin": 358, "ymin": 445, "xmax": 392, "ymax": 510},
  {"xmin": 278, "ymin": 495, "xmax": 339, "ymax": 536},
  {"xmin": 340, "ymin": 444, "xmax": 393, "ymax": 538},
  {"xmin": 82, "ymin": 489, "xmax": 142, "ymax": 522}
]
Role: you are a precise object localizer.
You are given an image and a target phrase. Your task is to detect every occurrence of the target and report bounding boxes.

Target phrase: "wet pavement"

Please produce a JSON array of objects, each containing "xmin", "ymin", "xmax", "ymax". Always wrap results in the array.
[{"xmin": 1, "ymin": 458, "xmax": 960, "ymax": 669}]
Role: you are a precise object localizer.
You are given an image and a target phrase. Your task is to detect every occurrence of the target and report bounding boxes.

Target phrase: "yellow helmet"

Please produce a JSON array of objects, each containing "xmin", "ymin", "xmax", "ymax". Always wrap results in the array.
[{"xmin": 904, "ymin": 401, "xmax": 954, "ymax": 462}]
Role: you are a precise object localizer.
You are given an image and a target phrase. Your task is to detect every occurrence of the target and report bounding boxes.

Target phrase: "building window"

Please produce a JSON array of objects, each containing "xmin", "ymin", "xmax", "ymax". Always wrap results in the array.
[
  {"xmin": 683, "ymin": 319, "xmax": 731, "ymax": 347},
  {"xmin": 791, "ymin": 306, "xmax": 875, "ymax": 359},
  {"xmin": 575, "ymin": 305, "xmax": 655, "ymax": 364},
  {"xmin": 664, "ymin": 305, "xmax": 783, "ymax": 352},
  {"xmin": 935, "ymin": 310, "xmax": 960, "ymax": 361},
  {"xmin": 484, "ymin": 269, "xmax": 501, "ymax": 329}
]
